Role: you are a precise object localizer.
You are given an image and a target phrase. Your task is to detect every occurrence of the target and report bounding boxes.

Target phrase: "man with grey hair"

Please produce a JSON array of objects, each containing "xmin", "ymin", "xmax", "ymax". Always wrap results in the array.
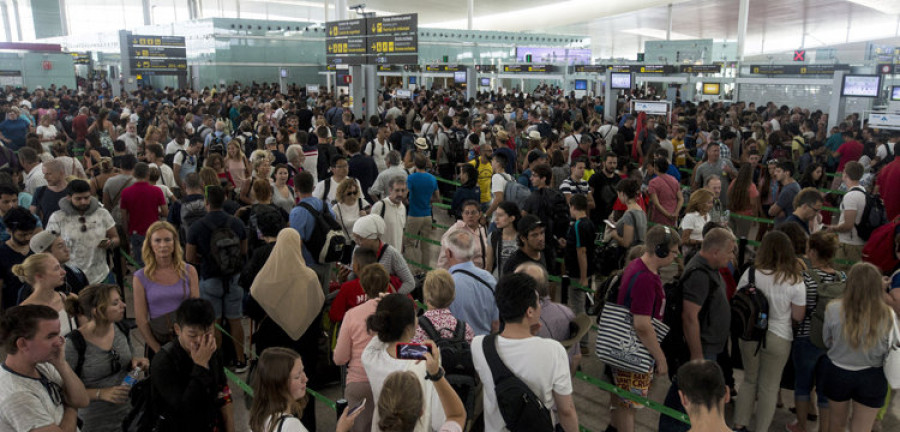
[
  {"xmin": 369, "ymin": 150, "xmax": 407, "ymax": 200},
  {"xmin": 370, "ymin": 176, "xmax": 407, "ymax": 252},
  {"xmin": 30, "ymin": 159, "xmax": 68, "ymax": 227},
  {"xmin": 204, "ymin": 120, "xmax": 231, "ymax": 157},
  {"xmin": 515, "ymin": 261, "xmax": 579, "ymax": 366},
  {"xmin": 447, "ymin": 230, "xmax": 498, "ymax": 336},
  {"xmin": 284, "ymin": 143, "xmax": 306, "ymax": 187}
]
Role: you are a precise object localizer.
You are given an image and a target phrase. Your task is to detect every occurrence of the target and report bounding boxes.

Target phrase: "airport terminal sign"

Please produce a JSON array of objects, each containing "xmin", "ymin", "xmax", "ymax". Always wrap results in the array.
[
  {"xmin": 326, "ymin": 13, "xmax": 418, "ymax": 65},
  {"xmin": 128, "ymin": 34, "xmax": 187, "ymax": 75}
]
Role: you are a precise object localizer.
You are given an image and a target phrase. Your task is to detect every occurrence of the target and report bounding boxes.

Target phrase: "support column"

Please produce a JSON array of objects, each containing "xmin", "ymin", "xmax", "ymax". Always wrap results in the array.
[
  {"xmin": 364, "ymin": 64, "xmax": 377, "ymax": 118},
  {"xmin": 10, "ymin": 0, "xmax": 22, "ymax": 41},
  {"xmin": 335, "ymin": 0, "xmax": 346, "ymax": 20},
  {"xmin": 350, "ymin": 65, "xmax": 363, "ymax": 116},
  {"xmin": 119, "ymin": 30, "xmax": 139, "ymax": 95},
  {"xmin": 603, "ymin": 69, "xmax": 615, "ymax": 123},
  {"xmin": 467, "ymin": 0, "xmax": 474, "ymax": 30},
  {"xmin": 666, "ymin": 3, "xmax": 672, "ymax": 41},
  {"xmin": 59, "ymin": 0, "xmax": 69, "ymax": 35},
  {"xmin": 1, "ymin": 1, "xmax": 11, "ymax": 42},
  {"xmin": 235, "ymin": 0, "xmax": 240, "ymax": 18},
  {"xmin": 323, "ymin": 0, "xmax": 328, "ymax": 22},
  {"xmin": 736, "ymin": 0, "xmax": 749, "ymax": 61},
  {"xmin": 141, "ymin": 0, "xmax": 151, "ymax": 25}
]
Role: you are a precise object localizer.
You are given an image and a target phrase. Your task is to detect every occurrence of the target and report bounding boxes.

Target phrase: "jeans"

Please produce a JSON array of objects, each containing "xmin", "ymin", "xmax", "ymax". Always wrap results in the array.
[{"xmin": 129, "ymin": 234, "xmax": 145, "ymax": 267}]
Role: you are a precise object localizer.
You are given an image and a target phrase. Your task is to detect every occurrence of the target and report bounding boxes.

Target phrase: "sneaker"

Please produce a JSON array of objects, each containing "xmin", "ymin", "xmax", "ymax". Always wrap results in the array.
[
  {"xmin": 233, "ymin": 361, "xmax": 249, "ymax": 373},
  {"xmin": 785, "ymin": 420, "xmax": 805, "ymax": 432}
]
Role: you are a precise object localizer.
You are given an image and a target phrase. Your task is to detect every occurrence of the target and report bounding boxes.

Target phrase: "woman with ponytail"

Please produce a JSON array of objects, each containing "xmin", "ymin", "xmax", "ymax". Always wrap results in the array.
[{"xmin": 16, "ymin": 252, "xmax": 74, "ymax": 336}]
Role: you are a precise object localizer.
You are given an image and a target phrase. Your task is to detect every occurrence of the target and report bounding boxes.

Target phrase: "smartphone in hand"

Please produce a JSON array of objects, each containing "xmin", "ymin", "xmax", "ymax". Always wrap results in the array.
[{"xmin": 395, "ymin": 343, "xmax": 432, "ymax": 360}]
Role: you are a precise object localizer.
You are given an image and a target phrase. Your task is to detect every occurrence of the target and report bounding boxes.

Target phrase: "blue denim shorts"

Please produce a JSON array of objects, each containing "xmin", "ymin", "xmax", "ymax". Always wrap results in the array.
[{"xmin": 200, "ymin": 274, "xmax": 243, "ymax": 319}]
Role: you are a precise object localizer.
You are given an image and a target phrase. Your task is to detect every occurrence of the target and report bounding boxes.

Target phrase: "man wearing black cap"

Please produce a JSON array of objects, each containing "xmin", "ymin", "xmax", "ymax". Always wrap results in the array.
[{"xmin": 502, "ymin": 214, "xmax": 547, "ymax": 274}]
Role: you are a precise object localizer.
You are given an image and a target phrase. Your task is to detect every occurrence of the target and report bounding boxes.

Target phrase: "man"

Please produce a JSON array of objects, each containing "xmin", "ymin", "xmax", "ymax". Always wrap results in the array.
[
  {"xmin": 19, "ymin": 147, "xmax": 46, "ymax": 195},
  {"xmin": 204, "ymin": 120, "xmax": 231, "ymax": 157},
  {"xmin": 121, "ymin": 122, "xmax": 143, "ymax": 155},
  {"xmin": 196, "ymin": 115, "xmax": 215, "ymax": 142},
  {"xmin": 437, "ymin": 200, "xmax": 492, "ymax": 271},
  {"xmin": 370, "ymin": 176, "xmax": 407, "ymax": 253},
  {"xmin": 0, "ymin": 107, "xmax": 31, "ymax": 151},
  {"xmin": 369, "ymin": 150, "xmax": 407, "ymax": 201},
  {"xmin": 186, "ymin": 185, "xmax": 248, "ymax": 372},
  {"xmin": 660, "ymin": 228, "xmax": 735, "ymax": 432},
  {"xmin": 564, "ymin": 195, "xmax": 596, "ymax": 315},
  {"xmin": 676, "ymin": 360, "xmax": 732, "ymax": 432},
  {"xmin": 648, "ymin": 157, "xmax": 683, "ymax": 228},
  {"xmin": 515, "ymin": 261, "xmax": 579, "ymax": 367},
  {"xmin": 169, "ymin": 172, "xmax": 207, "ymax": 240},
  {"xmin": 779, "ymin": 187, "xmax": 823, "ymax": 234},
  {"xmin": 503, "ymin": 214, "xmax": 548, "ymax": 274},
  {"xmin": 692, "ymin": 143, "xmax": 735, "ymax": 206},
  {"xmin": 0, "ymin": 305, "xmax": 90, "ymax": 430},
  {"xmin": 0, "ymin": 208, "xmax": 38, "ymax": 310},
  {"xmin": 876, "ymin": 144, "xmax": 900, "ymax": 221},
  {"xmin": 570, "ymin": 133, "xmax": 599, "ymax": 163},
  {"xmin": 346, "ymin": 138, "xmax": 379, "ymax": 203},
  {"xmin": 46, "ymin": 179, "xmax": 118, "ymax": 285},
  {"xmin": 610, "ymin": 226, "xmax": 681, "ymax": 432},
  {"xmin": 405, "ymin": 153, "xmax": 440, "ymax": 265},
  {"xmin": 120, "ymin": 162, "xmax": 168, "ymax": 268},
  {"xmin": 672, "ymin": 126, "xmax": 691, "ymax": 168},
  {"xmin": 72, "ymin": 106, "xmax": 90, "ymax": 146},
  {"xmin": 150, "ymin": 298, "xmax": 234, "ymax": 432},
  {"xmin": 445, "ymin": 230, "xmax": 498, "ymax": 336},
  {"xmin": 589, "ymin": 152, "xmax": 620, "ymax": 225},
  {"xmin": 364, "ymin": 125, "xmax": 393, "ymax": 172},
  {"xmin": 768, "ymin": 160, "xmax": 801, "ymax": 226},
  {"xmin": 30, "ymin": 159, "xmax": 68, "ymax": 228},
  {"xmin": 559, "ymin": 156, "xmax": 591, "ymax": 204},
  {"xmin": 290, "ymin": 171, "xmax": 335, "ymax": 292},
  {"xmin": 468, "ymin": 143, "xmax": 494, "ymax": 210},
  {"xmin": 316, "ymin": 126, "xmax": 340, "ymax": 182},
  {"xmin": 830, "ymin": 131, "xmax": 863, "ymax": 190},
  {"xmin": 471, "ymin": 273, "xmax": 579, "ymax": 432},
  {"xmin": 563, "ymin": 120, "xmax": 586, "ymax": 162},
  {"xmin": 522, "ymin": 164, "xmax": 567, "ymax": 270},
  {"xmin": 637, "ymin": 117, "xmax": 658, "ymax": 162},
  {"xmin": 312, "ymin": 155, "xmax": 362, "ymax": 206},
  {"xmin": 494, "ymin": 130, "xmax": 517, "ymax": 175},
  {"xmin": 484, "ymin": 152, "xmax": 512, "ymax": 222},
  {"xmin": 173, "ymin": 137, "xmax": 203, "ymax": 188},
  {"xmin": 146, "ymin": 143, "xmax": 178, "ymax": 192},
  {"xmin": 827, "ymin": 161, "xmax": 867, "ymax": 271},
  {"xmin": 0, "ymin": 184, "xmax": 40, "ymax": 242},
  {"xmin": 17, "ymin": 230, "xmax": 89, "ymax": 301},
  {"xmin": 102, "ymin": 154, "xmax": 136, "ymax": 231}
]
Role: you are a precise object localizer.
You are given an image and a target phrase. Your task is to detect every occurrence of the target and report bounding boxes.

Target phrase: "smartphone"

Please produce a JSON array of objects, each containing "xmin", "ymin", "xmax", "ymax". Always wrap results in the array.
[
  {"xmin": 395, "ymin": 343, "xmax": 432, "ymax": 360},
  {"xmin": 98, "ymin": 239, "xmax": 110, "ymax": 248},
  {"xmin": 348, "ymin": 398, "xmax": 366, "ymax": 416},
  {"xmin": 604, "ymin": 219, "xmax": 617, "ymax": 229}
]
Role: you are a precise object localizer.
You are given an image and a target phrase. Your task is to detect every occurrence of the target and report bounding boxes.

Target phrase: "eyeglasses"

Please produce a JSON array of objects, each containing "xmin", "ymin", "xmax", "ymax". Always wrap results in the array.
[
  {"xmin": 109, "ymin": 348, "xmax": 122, "ymax": 374},
  {"xmin": 462, "ymin": 210, "xmax": 480, "ymax": 216},
  {"xmin": 347, "ymin": 189, "xmax": 358, "ymax": 195},
  {"xmin": 39, "ymin": 374, "xmax": 63, "ymax": 406},
  {"xmin": 78, "ymin": 216, "xmax": 87, "ymax": 233}
]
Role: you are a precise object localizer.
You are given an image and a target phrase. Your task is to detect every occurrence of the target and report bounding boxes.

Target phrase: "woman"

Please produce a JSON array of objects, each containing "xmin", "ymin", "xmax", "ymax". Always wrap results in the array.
[
  {"xmin": 64, "ymin": 284, "xmax": 149, "ymax": 432},
  {"xmin": 757, "ymin": 159, "xmax": 780, "ymax": 241},
  {"xmin": 143, "ymin": 125, "xmax": 163, "ymax": 158},
  {"xmin": 362, "ymin": 294, "xmax": 445, "ymax": 432},
  {"xmin": 609, "ymin": 178, "xmax": 646, "ymax": 249},
  {"xmin": 16, "ymin": 253, "xmax": 75, "ymax": 336},
  {"xmin": 800, "ymin": 163, "xmax": 827, "ymax": 190},
  {"xmin": 132, "ymin": 221, "xmax": 199, "ymax": 354},
  {"xmin": 376, "ymin": 367, "xmax": 467, "ymax": 432},
  {"xmin": 250, "ymin": 347, "xmax": 359, "ymax": 432},
  {"xmin": 728, "ymin": 162, "xmax": 760, "ymax": 239},
  {"xmin": 239, "ymin": 151, "xmax": 273, "ymax": 205},
  {"xmin": 204, "ymin": 153, "xmax": 236, "ymax": 191},
  {"xmin": 88, "ymin": 109, "xmax": 117, "ymax": 154},
  {"xmin": 333, "ymin": 178, "xmax": 369, "ymax": 264},
  {"xmin": 237, "ymin": 179, "xmax": 288, "ymax": 251},
  {"xmin": 225, "ymin": 140, "xmax": 251, "ymax": 192},
  {"xmin": 550, "ymin": 149, "xmax": 570, "ymax": 191},
  {"xmin": 489, "ymin": 201, "xmax": 520, "ymax": 279},
  {"xmin": 36, "ymin": 114, "xmax": 58, "ymax": 152},
  {"xmin": 786, "ymin": 231, "xmax": 842, "ymax": 432},
  {"xmin": 90, "ymin": 158, "xmax": 116, "ymax": 197},
  {"xmin": 680, "ymin": 188, "xmax": 715, "ymax": 258},
  {"xmin": 647, "ymin": 157, "xmax": 681, "ymax": 228},
  {"xmin": 733, "ymin": 231, "xmax": 806, "ymax": 432},
  {"xmin": 350, "ymin": 215, "xmax": 416, "ymax": 294},
  {"xmin": 271, "ymin": 164, "xmax": 295, "ymax": 213},
  {"xmin": 334, "ymin": 264, "xmax": 393, "ymax": 432},
  {"xmin": 450, "ymin": 164, "xmax": 480, "ymax": 220},
  {"xmin": 822, "ymin": 263, "xmax": 893, "ymax": 432},
  {"xmin": 411, "ymin": 269, "xmax": 474, "ymax": 344},
  {"xmin": 247, "ymin": 228, "xmax": 325, "ymax": 431}
]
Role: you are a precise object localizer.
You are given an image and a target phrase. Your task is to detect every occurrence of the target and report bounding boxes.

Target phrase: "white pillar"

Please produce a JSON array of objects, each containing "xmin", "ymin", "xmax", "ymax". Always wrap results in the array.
[
  {"xmin": 736, "ymin": 0, "xmax": 749, "ymax": 61},
  {"xmin": 467, "ymin": 0, "xmax": 474, "ymax": 30},
  {"xmin": 323, "ymin": 0, "xmax": 328, "ymax": 22},
  {"xmin": 142, "ymin": 0, "xmax": 152, "ymax": 25},
  {"xmin": 10, "ymin": 0, "xmax": 22, "ymax": 41},
  {"xmin": 59, "ymin": 0, "xmax": 69, "ymax": 35},
  {"xmin": 666, "ymin": 3, "xmax": 673, "ymax": 41},
  {"xmin": 336, "ymin": 0, "xmax": 347, "ymax": 20},
  {"xmin": 1, "ymin": 1, "xmax": 11, "ymax": 42}
]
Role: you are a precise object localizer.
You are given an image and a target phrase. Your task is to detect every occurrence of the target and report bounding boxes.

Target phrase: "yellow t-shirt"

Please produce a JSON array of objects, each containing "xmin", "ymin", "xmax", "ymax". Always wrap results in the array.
[
  {"xmin": 672, "ymin": 138, "xmax": 686, "ymax": 167},
  {"xmin": 469, "ymin": 158, "xmax": 493, "ymax": 203}
]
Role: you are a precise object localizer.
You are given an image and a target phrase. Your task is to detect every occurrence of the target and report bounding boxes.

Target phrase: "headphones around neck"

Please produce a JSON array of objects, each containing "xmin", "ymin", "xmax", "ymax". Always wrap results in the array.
[{"xmin": 655, "ymin": 226, "xmax": 672, "ymax": 259}]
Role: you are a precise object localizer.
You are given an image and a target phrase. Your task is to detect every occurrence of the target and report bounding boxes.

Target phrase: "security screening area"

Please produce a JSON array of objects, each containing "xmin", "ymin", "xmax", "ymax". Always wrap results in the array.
[{"xmin": 2, "ymin": 1, "xmax": 900, "ymax": 432}]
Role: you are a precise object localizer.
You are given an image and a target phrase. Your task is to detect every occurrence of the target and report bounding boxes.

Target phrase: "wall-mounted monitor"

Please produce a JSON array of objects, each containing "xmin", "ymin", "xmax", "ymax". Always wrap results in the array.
[
  {"xmin": 408, "ymin": 76, "xmax": 417, "ymax": 85},
  {"xmin": 610, "ymin": 72, "xmax": 632, "ymax": 90},
  {"xmin": 891, "ymin": 86, "xmax": 900, "ymax": 101},
  {"xmin": 480, "ymin": 77, "xmax": 490, "ymax": 87},
  {"xmin": 454, "ymin": 70, "xmax": 467, "ymax": 84},
  {"xmin": 841, "ymin": 74, "xmax": 880, "ymax": 98},
  {"xmin": 574, "ymin": 79, "xmax": 587, "ymax": 91},
  {"xmin": 395, "ymin": 89, "xmax": 411, "ymax": 99},
  {"xmin": 702, "ymin": 83, "xmax": 720, "ymax": 95}
]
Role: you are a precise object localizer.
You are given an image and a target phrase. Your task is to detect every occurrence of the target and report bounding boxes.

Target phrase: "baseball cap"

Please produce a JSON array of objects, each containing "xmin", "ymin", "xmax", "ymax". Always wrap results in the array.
[
  {"xmin": 517, "ymin": 214, "xmax": 544, "ymax": 235},
  {"xmin": 30, "ymin": 230, "xmax": 60, "ymax": 254},
  {"xmin": 527, "ymin": 150, "xmax": 548, "ymax": 165}
]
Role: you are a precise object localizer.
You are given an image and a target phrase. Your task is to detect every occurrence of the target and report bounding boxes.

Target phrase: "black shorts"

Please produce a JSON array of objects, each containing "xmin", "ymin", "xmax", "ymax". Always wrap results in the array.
[{"xmin": 821, "ymin": 356, "xmax": 888, "ymax": 408}]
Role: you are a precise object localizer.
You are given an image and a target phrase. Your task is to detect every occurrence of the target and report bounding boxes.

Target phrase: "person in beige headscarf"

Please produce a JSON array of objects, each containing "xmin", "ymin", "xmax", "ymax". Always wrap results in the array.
[{"xmin": 245, "ymin": 227, "xmax": 325, "ymax": 429}]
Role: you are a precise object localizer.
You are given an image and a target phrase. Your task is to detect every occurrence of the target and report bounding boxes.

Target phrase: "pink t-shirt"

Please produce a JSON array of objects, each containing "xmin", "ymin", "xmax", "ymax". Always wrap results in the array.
[
  {"xmin": 647, "ymin": 174, "xmax": 680, "ymax": 227},
  {"xmin": 616, "ymin": 258, "xmax": 664, "ymax": 320},
  {"xmin": 836, "ymin": 140, "xmax": 863, "ymax": 172},
  {"xmin": 120, "ymin": 181, "xmax": 165, "ymax": 236},
  {"xmin": 333, "ymin": 299, "xmax": 378, "ymax": 383}
]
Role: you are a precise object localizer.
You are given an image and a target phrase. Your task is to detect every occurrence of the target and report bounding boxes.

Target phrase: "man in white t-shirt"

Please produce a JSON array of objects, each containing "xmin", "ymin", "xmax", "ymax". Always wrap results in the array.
[
  {"xmin": 0, "ymin": 305, "xmax": 90, "ymax": 431},
  {"xmin": 827, "ymin": 161, "xmax": 867, "ymax": 270},
  {"xmin": 472, "ymin": 272, "xmax": 579, "ymax": 432},
  {"xmin": 562, "ymin": 120, "xmax": 585, "ymax": 162},
  {"xmin": 484, "ymin": 152, "xmax": 510, "ymax": 221},
  {"xmin": 370, "ymin": 176, "xmax": 407, "ymax": 253}
]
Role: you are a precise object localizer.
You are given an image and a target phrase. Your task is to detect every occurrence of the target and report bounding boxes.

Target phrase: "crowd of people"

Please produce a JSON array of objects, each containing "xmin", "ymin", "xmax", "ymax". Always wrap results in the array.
[{"xmin": 0, "ymin": 79, "xmax": 897, "ymax": 432}]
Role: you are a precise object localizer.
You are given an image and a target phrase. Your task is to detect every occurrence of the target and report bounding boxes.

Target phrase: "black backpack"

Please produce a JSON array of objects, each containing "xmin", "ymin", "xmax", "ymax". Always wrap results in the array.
[
  {"xmin": 179, "ymin": 198, "xmax": 207, "ymax": 245},
  {"xmin": 298, "ymin": 201, "xmax": 347, "ymax": 263},
  {"xmin": 418, "ymin": 316, "xmax": 478, "ymax": 416},
  {"xmin": 242, "ymin": 134, "xmax": 258, "ymax": 158},
  {"xmin": 850, "ymin": 186, "xmax": 888, "ymax": 241},
  {"xmin": 481, "ymin": 334, "xmax": 554, "ymax": 432},
  {"xmin": 201, "ymin": 218, "xmax": 243, "ymax": 276},
  {"xmin": 730, "ymin": 266, "xmax": 769, "ymax": 353},
  {"xmin": 443, "ymin": 130, "xmax": 467, "ymax": 166},
  {"xmin": 163, "ymin": 149, "xmax": 187, "ymax": 168},
  {"xmin": 207, "ymin": 135, "xmax": 226, "ymax": 156}
]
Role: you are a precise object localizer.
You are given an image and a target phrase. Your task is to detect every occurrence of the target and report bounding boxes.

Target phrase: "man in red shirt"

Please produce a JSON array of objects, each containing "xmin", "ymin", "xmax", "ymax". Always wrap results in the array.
[
  {"xmin": 876, "ymin": 157, "xmax": 900, "ymax": 221},
  {"xmin": 120, "ymin": 162, "xmax": 168, "ymax": 267},
  {"xmin": 71, "ymin": 106, "xmax": 89, "ymax": 143},
  {"xmin": 830, "ymin": 131, "xmax": 863, "ymax": 190}
]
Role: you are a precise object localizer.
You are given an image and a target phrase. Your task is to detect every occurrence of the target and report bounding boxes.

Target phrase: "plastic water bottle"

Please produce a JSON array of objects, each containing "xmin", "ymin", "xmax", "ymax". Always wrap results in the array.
[
  {"xmin": 121, "ymin": 367, "xmax": 141, "ymax": 387},
  {"xmin": 756, "ymin": 313, "xmax": 768, "ymax": 329}
]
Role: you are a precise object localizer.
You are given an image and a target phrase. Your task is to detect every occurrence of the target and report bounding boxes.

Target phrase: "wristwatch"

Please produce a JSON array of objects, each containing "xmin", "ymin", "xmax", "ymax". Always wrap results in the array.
[{"xmin": 425, "ymin": 367, "xmax": 445, "ymax": 381}]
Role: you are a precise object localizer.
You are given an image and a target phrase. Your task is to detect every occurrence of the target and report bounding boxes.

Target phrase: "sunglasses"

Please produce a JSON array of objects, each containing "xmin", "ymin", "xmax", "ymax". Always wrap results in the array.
[
  {"xmin": 39, "ymin": 374, "xmax": 63, "ymax": 406},
  {"xmin": 108, "ymin": 348, "xmax": 123, "ymax": 375},
  {"xmin": 78, "ymin": 216, "xmax": 87, "ymax": 233}
]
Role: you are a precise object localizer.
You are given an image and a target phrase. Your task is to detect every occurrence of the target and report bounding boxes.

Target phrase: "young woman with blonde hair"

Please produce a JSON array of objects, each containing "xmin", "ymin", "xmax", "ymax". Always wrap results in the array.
[{"xmin": 16, "ymin": 252, "xmax": 73, "ymax": 335}]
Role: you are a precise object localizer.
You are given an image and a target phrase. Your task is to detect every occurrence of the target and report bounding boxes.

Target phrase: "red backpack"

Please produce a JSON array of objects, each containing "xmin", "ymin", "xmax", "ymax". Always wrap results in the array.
[{"xmin": 862, "ymin": 216, "xmax": 900, "ymax": 274}]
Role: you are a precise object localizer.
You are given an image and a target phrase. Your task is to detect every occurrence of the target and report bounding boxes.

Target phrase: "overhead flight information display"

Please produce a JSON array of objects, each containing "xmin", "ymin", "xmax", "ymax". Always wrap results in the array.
[
  {"xmin": 326, "ymin": 14, "xmax": 418, "ymax": 65},
  {"xmin": 841, "ymin": 74, "xmax": 881, "ymax": 98},
  {"xmin": 128, "ymin": 34, "xmax": 187, "ymax": 75}
]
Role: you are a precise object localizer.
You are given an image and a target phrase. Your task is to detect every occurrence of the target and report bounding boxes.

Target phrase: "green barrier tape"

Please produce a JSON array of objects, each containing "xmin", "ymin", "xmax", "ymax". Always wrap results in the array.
[
  {"xmin": 415, "ymin": 300, "xmax": 428, "ymax": 311},
  {"xmin": 819, "ymin": 188, "xmax": 845, "ymax": 195},
  {"xmin": 442, "ymin": 196, "xmax": 452, "ymax": 203},
  {"xmin": 432, "ymin": 222, "xmax": 450, "ymax": 231},
  {"xmin": 307, "ymin": 388, "xmax": 337, "ymax": 411},
  {"xmin": 729, "ymin": 213, "xmax": 775, "ymax": 224},
  {"xmin": 119, "ymin": 248, "xmax": 139, "ymax": 268},
  {"xmin": 405, "ymin": 258, "xmax": 433, "ymax": 271},
  {"xmin": 574, "ymin": 372, "xmax": 691, "ymax": 425},
  {"xmin": 434, "ymin": 203, "xmax": 451, "ymax": 210},
  {"xmin": 435, "ymin": 176, "xmax": 462, "ymax": 187},
  {"xmin": 403, "ymin": 232, "xmax": 442, "ymax": 246},
  {"xmin": 224, "ymin": 367, "xmax": 254, "ymax": 395},
  {"xmin": 822, "ymin": 206, "xmax": 839, "ymax": 213},
  {"xmin": 678, "ymin": 167, "xmax": 693, "ymax": 174},
  {"xmin": 826, "ymin": 172, "xmax": 840, "ymax": 178}
]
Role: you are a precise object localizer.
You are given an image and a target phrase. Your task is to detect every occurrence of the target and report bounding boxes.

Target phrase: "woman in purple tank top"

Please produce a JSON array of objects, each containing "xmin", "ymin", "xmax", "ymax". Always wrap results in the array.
[{"xmin": 133, "ymin": 221, "xmax": 199, "ymax": 353}]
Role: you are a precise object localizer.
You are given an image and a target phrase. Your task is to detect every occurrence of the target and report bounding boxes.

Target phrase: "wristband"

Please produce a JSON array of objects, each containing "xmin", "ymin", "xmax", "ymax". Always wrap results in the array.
[
  {"xmin": 425, "ymin": 367, "xmax": 445, "ymax": 381},
  {"xmin": 96, "ymin": 389, "xmax": 101, "ymax": 400}
]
